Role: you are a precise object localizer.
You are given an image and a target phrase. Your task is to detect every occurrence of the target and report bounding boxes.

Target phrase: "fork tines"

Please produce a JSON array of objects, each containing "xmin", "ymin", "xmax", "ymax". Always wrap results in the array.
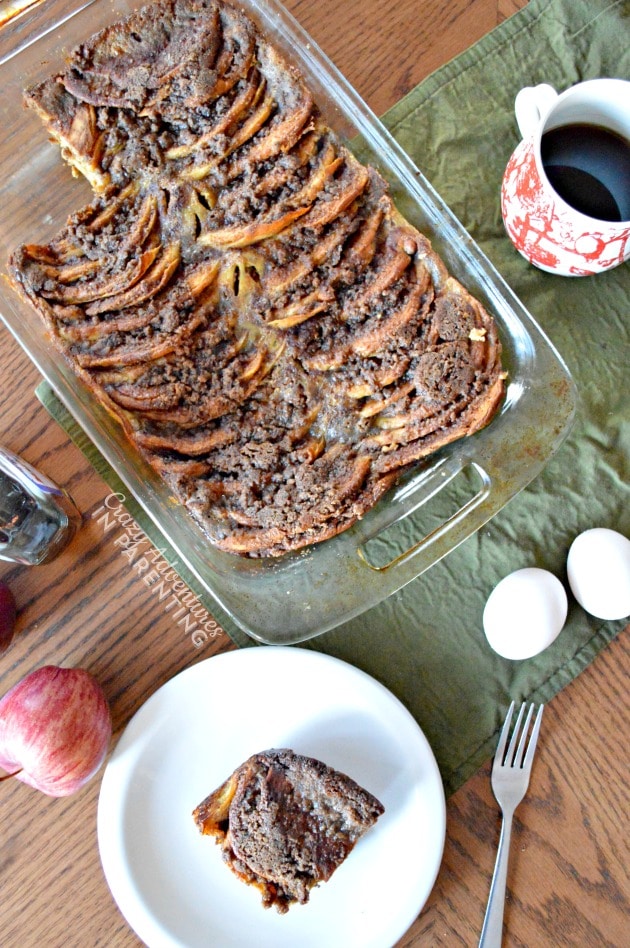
[{"xmin": 496, "ymin": 701, "xmax": 544, "ymax": 772}]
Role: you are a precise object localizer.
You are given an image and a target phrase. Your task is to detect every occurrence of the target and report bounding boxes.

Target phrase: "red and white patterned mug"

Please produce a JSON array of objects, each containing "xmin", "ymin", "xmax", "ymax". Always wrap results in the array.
[{"xmin": 501, "ymin": 79, "xmax": 630, "ymax": 276}]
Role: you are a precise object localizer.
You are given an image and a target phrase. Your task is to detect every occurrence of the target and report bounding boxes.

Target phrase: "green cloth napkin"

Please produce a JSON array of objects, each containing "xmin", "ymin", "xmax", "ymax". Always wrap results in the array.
[{"xmin": 37, "ymin": 0, "xmax": 629, "ymax": 796}]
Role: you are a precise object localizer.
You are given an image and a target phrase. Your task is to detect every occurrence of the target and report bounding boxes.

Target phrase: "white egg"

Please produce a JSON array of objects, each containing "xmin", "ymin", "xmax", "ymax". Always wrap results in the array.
[
  {"xmin": 567, "ymin": 528, "xmax": 630, "ymax": 620},
  {"xmin": 483, "ymin": 567, "xmax": 568, "ymax": 660}
]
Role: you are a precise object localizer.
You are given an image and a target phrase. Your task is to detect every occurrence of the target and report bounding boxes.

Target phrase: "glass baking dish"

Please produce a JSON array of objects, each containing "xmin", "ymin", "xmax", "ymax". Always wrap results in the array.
[{"xmin": 0, "ymin": 0, "xmax": 576, "ymax": 644}]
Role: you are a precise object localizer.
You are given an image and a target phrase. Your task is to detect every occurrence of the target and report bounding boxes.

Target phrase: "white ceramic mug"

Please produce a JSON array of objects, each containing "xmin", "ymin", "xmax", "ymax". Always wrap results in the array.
[{"xmin": 501, "ymin": 78, "xmax": 630, "ymax": 276}]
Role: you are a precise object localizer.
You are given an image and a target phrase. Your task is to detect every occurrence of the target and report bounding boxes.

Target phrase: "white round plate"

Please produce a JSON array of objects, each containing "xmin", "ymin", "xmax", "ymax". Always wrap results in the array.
[{"xmin": 97, "ymin": 647, "xmax": 446, "ymax": 948}]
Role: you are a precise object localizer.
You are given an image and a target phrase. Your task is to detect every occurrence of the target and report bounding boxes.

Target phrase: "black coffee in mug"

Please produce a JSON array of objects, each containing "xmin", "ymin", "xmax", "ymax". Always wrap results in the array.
[{"xmin": 541, "ymin": 122, "xmax": 630, "ymax": 222}]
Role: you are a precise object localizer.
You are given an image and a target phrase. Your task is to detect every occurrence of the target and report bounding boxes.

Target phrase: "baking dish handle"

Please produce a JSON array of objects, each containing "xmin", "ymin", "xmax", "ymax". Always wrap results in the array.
[{"xmin": 356, "ymin": 460, "xmax": 492, "ymax": 572}]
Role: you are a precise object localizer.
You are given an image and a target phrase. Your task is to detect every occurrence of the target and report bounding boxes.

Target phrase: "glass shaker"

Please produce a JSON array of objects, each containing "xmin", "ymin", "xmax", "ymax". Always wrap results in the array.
[{"xmin": 0, "ymin": 446, "xmax": 81, "ymax": 565}]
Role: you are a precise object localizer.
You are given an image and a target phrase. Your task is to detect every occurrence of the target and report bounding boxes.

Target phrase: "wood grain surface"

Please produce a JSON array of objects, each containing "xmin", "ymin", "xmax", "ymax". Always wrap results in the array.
[{"xmin": 0, "ymin": 1, "xmax": 628, "ymax": 946}]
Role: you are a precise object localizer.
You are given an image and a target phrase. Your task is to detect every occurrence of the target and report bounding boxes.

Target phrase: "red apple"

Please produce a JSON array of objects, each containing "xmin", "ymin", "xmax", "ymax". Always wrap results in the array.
[
  {"xmin": 0, "ymin": 582, "xmax": 17, "ymax": 655},
  {"xmin": 0, "ymin": 665, "xmax": 112, "ymax": 796}
]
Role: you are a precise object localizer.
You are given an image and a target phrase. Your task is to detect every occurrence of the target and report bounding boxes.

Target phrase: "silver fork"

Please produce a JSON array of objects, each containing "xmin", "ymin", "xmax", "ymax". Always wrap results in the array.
[{"xmin": 479, "ymin": 701, "xmax": 544, "ymax": 948}]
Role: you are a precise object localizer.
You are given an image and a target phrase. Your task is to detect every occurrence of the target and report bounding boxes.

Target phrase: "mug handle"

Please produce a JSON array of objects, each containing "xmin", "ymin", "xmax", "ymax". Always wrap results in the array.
[{"xmin": 514, "ymin": 84, "xmax": 558, "ymax": 138}]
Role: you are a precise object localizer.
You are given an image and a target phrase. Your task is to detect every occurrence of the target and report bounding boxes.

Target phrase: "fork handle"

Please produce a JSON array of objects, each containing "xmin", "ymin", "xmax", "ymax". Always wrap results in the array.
[{"xmin": 479, "ymin": 809, "xmax": 514, "ymax": 947}]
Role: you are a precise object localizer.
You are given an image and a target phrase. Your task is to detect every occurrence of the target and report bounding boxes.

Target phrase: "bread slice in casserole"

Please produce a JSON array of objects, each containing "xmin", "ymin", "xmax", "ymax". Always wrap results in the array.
[
  {"xmin": 192, "ymin": 748, "xmax": 385, "ymax": 913},
  {"xmin": 9, "ymin": 0, "xmax": 506, "ymax": 558}
]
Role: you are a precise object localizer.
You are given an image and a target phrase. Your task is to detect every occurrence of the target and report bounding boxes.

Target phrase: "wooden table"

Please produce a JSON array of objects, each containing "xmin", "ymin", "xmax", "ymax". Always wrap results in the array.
[{"xmin": 1, "ymin": 1, "xmax": 628, "ymax": 945}]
